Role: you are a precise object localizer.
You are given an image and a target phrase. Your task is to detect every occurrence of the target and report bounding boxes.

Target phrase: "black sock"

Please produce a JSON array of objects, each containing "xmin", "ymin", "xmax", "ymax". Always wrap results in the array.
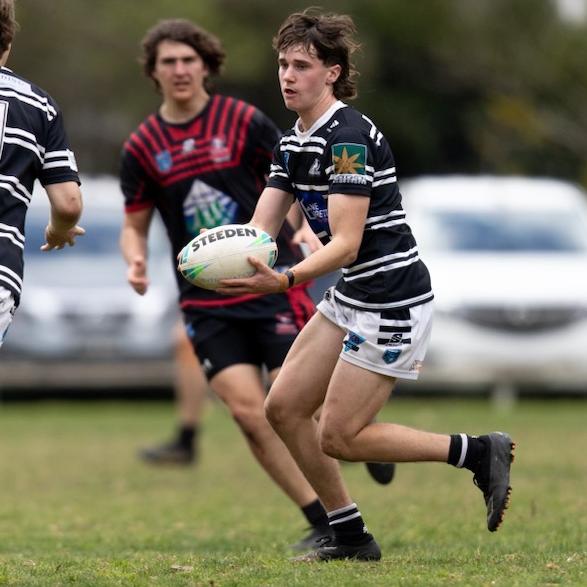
[
  {"xmin": 301, "ymin": 499, "xmax": 329, "ymax": 529},
  {"xmin": 328, "ymin": 503, "xmax": 372, "ymax": 545},
  {"xmin": 448, "ymin": 433, "xmax": 488, "ymax": 471},
  {"xmin": 178, "ymin": 425, "xmax": 197, "ymax": 450}
]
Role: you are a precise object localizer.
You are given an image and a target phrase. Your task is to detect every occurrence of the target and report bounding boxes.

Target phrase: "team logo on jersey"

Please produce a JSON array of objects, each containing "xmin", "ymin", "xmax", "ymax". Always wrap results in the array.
[
  {"xmin": 210, "ymin": 136, "xmax": 231, "ymax": 163},
  {"xmin": 182, "ymin": 138, "xmax": 196, "ymax": 153},
  {"xmin": 282, "ymin": 151, "xmax": 290, "ymax": 171},
  {"xmin": 155, "ymin": 150, "xmax": 172, "ymax": 173},
  {"xmin": 382, "ymin": 349, "xmax": 401, "ymax": 364},
  {"xmin": 331, "ymin": 143, "xmax": 366, "ymax": 175},
  {"xmin": 343, "ymin": 331, "xmax": 366, "ymax": 353},
  {"xmin": 308, "ymin": 158, "xmax": 321, "ymax": 177}
]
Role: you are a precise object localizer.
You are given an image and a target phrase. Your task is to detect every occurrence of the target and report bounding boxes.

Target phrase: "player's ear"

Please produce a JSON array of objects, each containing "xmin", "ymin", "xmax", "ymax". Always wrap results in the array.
[{"xmin": 326, "ymin": 64, "xmax": 341, "ymax": 86}]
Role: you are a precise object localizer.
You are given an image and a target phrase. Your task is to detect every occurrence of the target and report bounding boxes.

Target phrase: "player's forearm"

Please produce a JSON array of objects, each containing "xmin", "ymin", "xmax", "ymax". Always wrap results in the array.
[
  {"xmin": 119, "ymin": 225, "xmax": 148, "ymax": 265},
  {"xmin": 249, "ymin": 187, "xmax": 293, "ymax": 239},
  {"xmin": 45, "ymin": 182, "xmax": 83, "ymax": 231}
]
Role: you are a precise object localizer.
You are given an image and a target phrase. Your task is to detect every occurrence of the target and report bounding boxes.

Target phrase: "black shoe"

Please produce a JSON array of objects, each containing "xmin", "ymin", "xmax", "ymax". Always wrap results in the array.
[
  {"xmin": 138, "ymin": 441, "xmax": 195, "ymax": 466},
  {"xmin": 289, "ymin": 526, "xmax": 334, "ymax": 552},
  {"xmin": 473, "ymin": 431, "xmax": 515, "ymax": 532},
  {"xmin": 292, "ymin": 534, "xmax": 381, "ymax": 562},
  {"xmin": 365, "ymin": 462, "xmax": 396, "ymax": 485}
]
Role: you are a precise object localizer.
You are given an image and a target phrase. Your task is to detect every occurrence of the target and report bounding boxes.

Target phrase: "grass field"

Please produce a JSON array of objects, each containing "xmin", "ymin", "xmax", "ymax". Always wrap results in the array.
[{"xmin": 0, "ymin": 397, "xmax": 585, "ymax": 586}]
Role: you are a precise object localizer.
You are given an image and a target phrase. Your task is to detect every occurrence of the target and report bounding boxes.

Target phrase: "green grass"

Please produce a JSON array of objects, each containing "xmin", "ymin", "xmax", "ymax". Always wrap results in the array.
[{"xmin": 0, "ymin": 397, "xmax": 585, "ymax": 586}]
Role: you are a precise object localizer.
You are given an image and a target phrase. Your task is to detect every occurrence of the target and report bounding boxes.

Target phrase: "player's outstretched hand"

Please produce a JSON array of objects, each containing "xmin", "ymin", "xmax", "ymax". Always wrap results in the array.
[
  {"xmin": 216, "ymin": 256, "xmax": 285, "ymax": 295},
  {"xmin": 40, "ymin": 224, "xmax": 85, "ymax": 251}
]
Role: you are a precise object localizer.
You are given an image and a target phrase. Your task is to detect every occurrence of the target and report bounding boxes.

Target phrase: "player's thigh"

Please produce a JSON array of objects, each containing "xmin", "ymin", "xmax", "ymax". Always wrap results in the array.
[
  {"xmin": 321, "ymin": 359, "xmax": 395, "ymax": 439},
  {"xmin": 268, "ymin": 312, "xmax": 345, "ymax": 417},
  {"xmin": 210, "ymin": 363, "xmax": 266, "ymax": 410}
]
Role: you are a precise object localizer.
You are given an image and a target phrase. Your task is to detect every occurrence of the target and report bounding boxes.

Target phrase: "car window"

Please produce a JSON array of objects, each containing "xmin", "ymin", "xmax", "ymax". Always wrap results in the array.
[{"xmin": 424, "ymin": 209, "xmax": 587, "ymax": 252}]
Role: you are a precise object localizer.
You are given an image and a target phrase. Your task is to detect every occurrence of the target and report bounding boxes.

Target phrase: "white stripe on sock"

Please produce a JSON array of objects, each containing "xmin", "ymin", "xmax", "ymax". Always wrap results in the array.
[
  {"xmin": 456, "ymin": 433, "xmax": 468, "ymax": 468},
  {"xmin": 327, "ymin": 502, "xmax": 358, "ymax": 518},
  {"xmin": 329, "ymin": 511, "xmax": 362, "ymax": 525}
]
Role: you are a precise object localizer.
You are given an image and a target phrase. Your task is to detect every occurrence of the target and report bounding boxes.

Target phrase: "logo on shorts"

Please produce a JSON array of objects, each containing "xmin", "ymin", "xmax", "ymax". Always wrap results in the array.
[
  {"xmin": 201, "ymin": 358, "xmax": 213, "ymax": 375},
  {"xmin": 382, "ymin": 349, "xmax": 401, "ymax": 364},
  {"xmin": 343, "ymin": 331, "xmax": 366, "ymax": 353},
  {"xmin": 275, "ymin": 312, "xmax": 298, "ymax": 336},
  {"xmin": 410, "ymin": 360, "xmax": 423, "ymax": 373}
]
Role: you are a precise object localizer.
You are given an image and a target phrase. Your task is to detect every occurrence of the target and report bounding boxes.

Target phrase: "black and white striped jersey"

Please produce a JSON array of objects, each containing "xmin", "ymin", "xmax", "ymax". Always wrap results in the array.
[
  {"xmin": 267, "ymin": 101, "xmax": 433, "ymax": 312},
  {"xmin": 0, "ymin": 67, "xmax": 79, "ymax": 305}
]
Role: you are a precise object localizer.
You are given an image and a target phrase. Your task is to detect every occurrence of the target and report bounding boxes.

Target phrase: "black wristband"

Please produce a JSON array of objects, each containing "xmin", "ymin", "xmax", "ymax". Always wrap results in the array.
[{"xmin": 284, "ymin": 269, "xmax": 295, "ymax": 289}]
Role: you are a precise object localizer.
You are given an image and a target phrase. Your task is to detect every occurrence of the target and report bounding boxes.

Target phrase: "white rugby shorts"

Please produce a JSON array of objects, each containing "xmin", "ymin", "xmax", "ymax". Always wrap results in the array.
[
  {"xmin": 0, "ymin": 286, "xmax": 16, "ymax": 348},
  {"xmin": 317, "ymin": 287, "xmax": 434, "ymax": 380}
]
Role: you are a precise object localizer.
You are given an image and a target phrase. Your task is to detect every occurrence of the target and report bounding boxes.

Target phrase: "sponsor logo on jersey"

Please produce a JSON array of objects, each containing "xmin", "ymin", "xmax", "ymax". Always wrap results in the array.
[
  {"xmin": 182, "ymin": 138, "xmax": 196, "ymax": 153},
  {"xmin": 183, "ymin": 179, "xmax": 238, "ymax": 234},
  {"xmin": 326, "ymin": 120, "xmax": 339, "ymax": 133},
  {"xmin": 331, "ymin": 143, "xmax": 366, "ymax": 175},
  {"xmin": 382, "ymin": 349, "xmax": 401, "ymax": 364},
  {"xmin": 343, "ymin": 331, "xmax": 366, "ymax": 353},
  {"xmin": 308, "ymin": 158, "xmax": 321, "ymax": 176},
  {"xmin": 155, "ymin": 150, "xmax": 172, "ymax": 173}
]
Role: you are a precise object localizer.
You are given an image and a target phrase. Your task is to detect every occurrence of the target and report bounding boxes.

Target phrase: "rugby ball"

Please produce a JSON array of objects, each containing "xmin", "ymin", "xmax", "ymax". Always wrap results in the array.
[{"xmin": 178, "ymin": 224, "xmax": 278, "ymax": 290}]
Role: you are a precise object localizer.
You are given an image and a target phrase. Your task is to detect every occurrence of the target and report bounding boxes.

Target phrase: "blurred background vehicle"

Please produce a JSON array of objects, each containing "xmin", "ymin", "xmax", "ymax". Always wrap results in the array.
[
  {"xmin": 0, "ymin": 176, "xmax": 178, "ymax": 393},
  {"xmin": 401, "ymin": 175, "xmax": 587, "ymax": 397}
]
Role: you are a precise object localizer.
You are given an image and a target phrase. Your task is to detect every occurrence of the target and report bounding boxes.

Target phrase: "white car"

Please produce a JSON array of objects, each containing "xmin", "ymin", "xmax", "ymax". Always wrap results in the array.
[
  {"xmin": 0, "ymin": 175, "xmax": 179, "ymax": 391},
  {"xmin": 401, "ymin": 176, "xmax": 587, "ymax": 396}
]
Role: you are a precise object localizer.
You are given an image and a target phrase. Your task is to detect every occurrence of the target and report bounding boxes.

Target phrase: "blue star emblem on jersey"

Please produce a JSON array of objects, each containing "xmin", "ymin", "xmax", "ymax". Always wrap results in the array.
[
  {"xmin": 343, "ymin": 331, "xmax": 366, "ymax": 353},
  {"xmin": 155, "ymin": 150, "xmax": 172, "ymax": 173},
  {"xmin": 382, "ymin": 349, "xmax": 401, "ymax": 364}
]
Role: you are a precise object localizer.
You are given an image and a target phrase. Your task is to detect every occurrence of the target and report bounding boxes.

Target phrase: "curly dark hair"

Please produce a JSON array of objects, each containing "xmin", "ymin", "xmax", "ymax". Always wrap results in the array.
[
  {"xmin": 0, "ymin": 0, "xmax": 18, "ymax": 55},
  {"xmin": 273, "ymin": 7, "xmax": 361, "ymax": 100},
  {"xmin": 141, "ymin": 19, "xmax": 226, "ymax": 92}
]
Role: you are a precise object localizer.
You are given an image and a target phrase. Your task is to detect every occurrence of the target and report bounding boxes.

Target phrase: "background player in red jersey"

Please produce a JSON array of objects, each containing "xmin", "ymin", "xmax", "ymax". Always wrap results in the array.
[
  {"xmin": 119, "ymin": 18, "xmax": 331, "ymax": 551},
  {"xmin": 0, "ymin": 0, "xmax": 84, "ymax": 348}
]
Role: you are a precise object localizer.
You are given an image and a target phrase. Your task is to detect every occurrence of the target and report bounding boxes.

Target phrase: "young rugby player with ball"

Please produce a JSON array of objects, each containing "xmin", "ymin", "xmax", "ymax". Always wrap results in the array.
[
  {"xmin": 217, "ymin": 8, "xmax": 515, "ymax": 561},
  {"xmin": 119, "ymin": 18, "xmax": 392, "ymax": 552}
]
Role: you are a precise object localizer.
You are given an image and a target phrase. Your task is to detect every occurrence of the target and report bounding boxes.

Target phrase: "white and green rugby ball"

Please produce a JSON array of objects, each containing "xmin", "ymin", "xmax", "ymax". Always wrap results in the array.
[{"xmin": 178, "ymin": 224, "xmax": 278, "ymax": 290}]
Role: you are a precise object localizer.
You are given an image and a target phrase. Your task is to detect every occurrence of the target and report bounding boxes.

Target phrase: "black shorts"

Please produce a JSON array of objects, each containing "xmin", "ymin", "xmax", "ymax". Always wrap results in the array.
[{"xmin": 183, "ymin": 289, "xmax": 315, "ymax": 380}]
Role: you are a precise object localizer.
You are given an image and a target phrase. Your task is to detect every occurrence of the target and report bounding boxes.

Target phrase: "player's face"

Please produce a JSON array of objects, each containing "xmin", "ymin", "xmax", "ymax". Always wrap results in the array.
[
  {"xmin": 278, "ymin": 45, "xmax": 340, "ymax": 121},
  {"xmin": 152, "ymin": 40, "xmax": 209, "ymax": 104}
]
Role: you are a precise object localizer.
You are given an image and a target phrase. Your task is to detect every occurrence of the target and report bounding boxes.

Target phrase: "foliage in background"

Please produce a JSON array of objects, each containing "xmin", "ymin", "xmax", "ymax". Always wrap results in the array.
[{"xmin": 9, "ymin": 0, "xmax": 587, "ymax": 186}]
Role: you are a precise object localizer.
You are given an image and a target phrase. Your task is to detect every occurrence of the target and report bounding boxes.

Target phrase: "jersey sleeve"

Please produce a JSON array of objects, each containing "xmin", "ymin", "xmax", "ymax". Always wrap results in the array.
[
  {"xmin": 266, "ymin": 139, "xmax": 294, "ymax": 195},
  {"xmin": 119, "ymin": 140, "xmax": 158, "ymax": 212},
  {"xmin": 327, "ymin": 126, "xmax": 375, "ymax": 197},
  {"xmin": 39, "ymin": 100, "xmax": 80, "ymax": 186}
]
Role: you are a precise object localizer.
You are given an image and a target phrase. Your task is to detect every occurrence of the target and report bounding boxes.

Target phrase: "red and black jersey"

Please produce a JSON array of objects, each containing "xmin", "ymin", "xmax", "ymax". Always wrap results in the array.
[{"xmin": 120, "ymin": 94, "xmax": 305, "ymax": 314}]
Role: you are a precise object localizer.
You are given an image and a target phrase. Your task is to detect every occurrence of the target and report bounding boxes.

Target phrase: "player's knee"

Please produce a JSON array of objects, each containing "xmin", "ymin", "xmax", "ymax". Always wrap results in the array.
[
  {"xmin": 318, "ymin": 422, "xmax": 351, "ymax": 460},
  {"xmin": 226, "ymin": 398, "xmax": 264, "ymax": 435},
  {"xmin": 264, "ymin": 393, "xmax": 287, "ymax": 431}
]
